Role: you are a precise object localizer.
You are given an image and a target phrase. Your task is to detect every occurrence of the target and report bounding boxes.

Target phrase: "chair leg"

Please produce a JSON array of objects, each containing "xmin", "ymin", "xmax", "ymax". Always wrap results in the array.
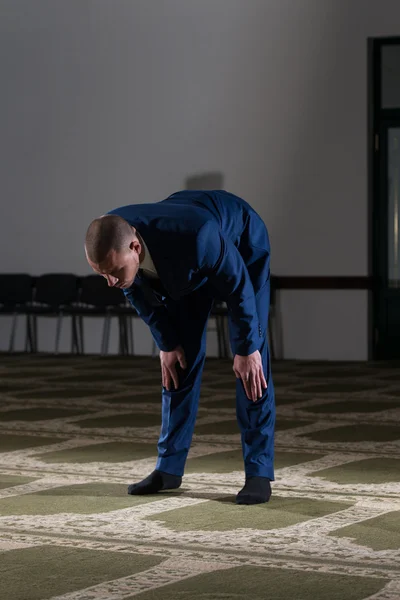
[
  {"xmin": 70, "ymin": 317, "xmax": 75, "ymax": 354},
  {"xmin": 105, "ymin": 315, "xmax": 112, "ymax": 355},
  {"xmin": 222, "ymin": 315, "xmax": 230, "ymax": 358},
  {"xmin": 101, "ymin": 317, "xmax": 107, "ymax": 356},
  {"xmin": 8, "ymin": 313, "xmax": 18, "ymax": 353},
  {"xmin": 122, "ymin": 316, "xmax": 129, "ymax": 355},
  {"xmin": 55, "ymin": 313, "xmax": 63, "ymax": 355},
  {"xmin": 118, "ymin": 317, "xmax": 122, "ymax": 355},
  {"xmin": 101, "ymin": 314, "xmax": 111, "ymax": 356},
  {"xmin": 128, "ymin": 316, "xmax": 134, "ymax": 355},
  {"xmin": 269, "ymin": 290, "xmax": 282, "ymax": 360},
  {"xmin": 122, "ymin": 316, "xmax": 130, "ymax": 355},
  {"xmin": 71, "ymin": 316, "xmax": 80, "ymax": 354},
  {"xmin": 79, "ymin": 316, "xmax": 84, "ymax": 354},
  {"xmin": 215, "ymin": 315, "xmax": 223, "ymax": 358},
  {"xmin": 33, "ymin": 315, "xmax": 38, "ymax": 352},
  {"xmin": 268, "ymin": 312, "xmax": 275, "ymax": 360},
  {"xmin": 26, "ymin": 315, "xmax": 37, "ymax": 353},
  {"xmin": 25, "ymin": 315, "xmax": 32, "ymax": 352},
  {"xmin": 71, "ymin": 316, "xmax": 77, "ymax": 354},
  {"xmin": 118, "ymin": 316, "xmax": 126, "ymax": 355}
]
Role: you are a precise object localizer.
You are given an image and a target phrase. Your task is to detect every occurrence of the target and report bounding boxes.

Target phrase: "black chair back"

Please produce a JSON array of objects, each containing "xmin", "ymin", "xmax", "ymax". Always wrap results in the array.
[
  {"xmin": 80, "ymin": 275, "xmax": 125, "ymax": 308},
  {"xmin": 0, "ymin": 274, "xmax": 33, "ymax": 308},
  {"xmin": 34, "ymin": 274, "xmax": 79, "ymax": 308}
]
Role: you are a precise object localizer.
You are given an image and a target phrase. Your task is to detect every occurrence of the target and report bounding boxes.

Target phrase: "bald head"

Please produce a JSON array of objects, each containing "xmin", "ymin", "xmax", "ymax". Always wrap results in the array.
[{"xmin": 85, "ymin": 215, "xmax": 135, "ymax": 264}]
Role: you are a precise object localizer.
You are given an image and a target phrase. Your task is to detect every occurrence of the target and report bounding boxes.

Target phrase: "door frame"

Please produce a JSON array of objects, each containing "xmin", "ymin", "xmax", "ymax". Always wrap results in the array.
[{"xmin": 368, "ymin": 36, "xmax": 400, "ymax": 359}]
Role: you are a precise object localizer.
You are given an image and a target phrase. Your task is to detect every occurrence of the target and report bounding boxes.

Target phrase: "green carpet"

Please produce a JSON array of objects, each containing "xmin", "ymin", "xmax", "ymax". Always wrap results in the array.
[{"xmin": 0, "ymin": 354, "xmax": 399, "ymax": 600}]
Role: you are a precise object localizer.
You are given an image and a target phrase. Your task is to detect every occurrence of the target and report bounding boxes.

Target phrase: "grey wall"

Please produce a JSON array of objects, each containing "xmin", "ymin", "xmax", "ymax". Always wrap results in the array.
[{"xmin": 1, "ymin": 0, "xmax": 399, "ymax": 358}]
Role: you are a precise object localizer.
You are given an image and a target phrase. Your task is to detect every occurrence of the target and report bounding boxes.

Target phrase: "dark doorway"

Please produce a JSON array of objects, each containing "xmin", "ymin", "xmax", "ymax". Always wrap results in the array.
[{"xmin": 370, "ymin": 37, "xmax": 400, "ymax": 359}]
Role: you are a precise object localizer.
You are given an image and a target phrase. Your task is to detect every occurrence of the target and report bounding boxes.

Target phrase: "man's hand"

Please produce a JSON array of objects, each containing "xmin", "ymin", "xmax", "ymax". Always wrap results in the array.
[
  {"xmin": 233, "ymin": 350, "xmax": 267, "ymax": 402},
  {"xmin": 160, "ymin": 345, "xmax": 187, "ymax": 391}
]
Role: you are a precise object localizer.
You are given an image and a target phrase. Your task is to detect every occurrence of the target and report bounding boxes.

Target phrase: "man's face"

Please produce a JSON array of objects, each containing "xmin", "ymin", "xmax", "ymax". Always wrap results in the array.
[{"xmin": 86, "ymin": 244, "xmax": 141, "ymax": 289}]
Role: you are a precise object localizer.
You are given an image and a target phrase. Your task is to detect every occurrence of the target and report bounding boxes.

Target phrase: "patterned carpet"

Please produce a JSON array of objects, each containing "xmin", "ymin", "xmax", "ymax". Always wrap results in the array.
[{"xmin": 0, "ymin": 354, "xmax": 400, "ymax": 600}]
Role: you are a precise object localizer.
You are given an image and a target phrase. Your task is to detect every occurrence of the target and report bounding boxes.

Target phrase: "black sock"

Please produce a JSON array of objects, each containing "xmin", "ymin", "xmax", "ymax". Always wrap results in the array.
[
  {"xmin": 235, "ymin": 476, "xmax": 271, "ymax": 505},
  {"xmin": 127, "ymin": 469, "xmax": 182, "ymax": 495}
]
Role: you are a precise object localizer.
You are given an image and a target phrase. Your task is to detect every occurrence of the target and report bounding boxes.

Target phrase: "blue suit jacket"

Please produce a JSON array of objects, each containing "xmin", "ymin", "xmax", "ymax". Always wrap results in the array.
[{"xmin": 108, "ymin": 190, "xmax": 270, "ymax": 356}]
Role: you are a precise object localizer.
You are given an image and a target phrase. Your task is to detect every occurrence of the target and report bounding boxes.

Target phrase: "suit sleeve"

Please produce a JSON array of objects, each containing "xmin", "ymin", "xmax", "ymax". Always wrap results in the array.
[
  {"xmin": 198, "ymin": 221, "xmax": 262, "ymax": 356},
  {"xmin": 123, "ymin": 283, "xmax": 180, "ymax": 352}
]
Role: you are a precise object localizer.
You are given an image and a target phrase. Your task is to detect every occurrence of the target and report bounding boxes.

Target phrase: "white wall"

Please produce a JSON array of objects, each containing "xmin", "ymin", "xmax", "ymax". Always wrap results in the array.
[{"xmin": 1, "ymin": 0, "xmax": 399, "ymax": 358}]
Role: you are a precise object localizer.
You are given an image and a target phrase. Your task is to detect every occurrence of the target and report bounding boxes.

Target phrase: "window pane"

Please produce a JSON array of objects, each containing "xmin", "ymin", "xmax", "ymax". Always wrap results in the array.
[
  {"xmin": 388, "ymin": 128, "xmax": 400, "ymax": 287},
  {"xmin": 382, "ymin": 45, "xmax": 400, "ymax": 109}
]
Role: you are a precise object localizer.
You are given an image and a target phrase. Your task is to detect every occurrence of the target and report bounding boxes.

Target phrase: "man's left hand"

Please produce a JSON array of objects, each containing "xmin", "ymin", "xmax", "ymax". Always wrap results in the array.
[{"xmin": 233, "ymin": 350, "xmax": 267, "ymax": 402}]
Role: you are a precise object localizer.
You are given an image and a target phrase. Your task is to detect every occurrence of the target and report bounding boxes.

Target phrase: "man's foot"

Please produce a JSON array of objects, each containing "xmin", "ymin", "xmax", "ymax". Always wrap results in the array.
[
  {"xmin": 235, "ymin": 476, "xmax": 271, "ymax": 505},
  {"xmin": 127, "ymin": 470, "xmax": 182, "ymax": 495}
]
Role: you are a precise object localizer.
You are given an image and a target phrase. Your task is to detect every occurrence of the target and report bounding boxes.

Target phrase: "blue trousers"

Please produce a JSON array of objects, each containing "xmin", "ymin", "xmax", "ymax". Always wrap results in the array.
[{"xmin": 155, "ymin": 279, "xmax": 275, "ymax": 480}]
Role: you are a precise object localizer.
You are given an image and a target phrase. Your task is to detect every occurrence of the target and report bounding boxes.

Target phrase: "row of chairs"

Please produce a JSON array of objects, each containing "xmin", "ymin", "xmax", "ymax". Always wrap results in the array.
[{"xmin": 0, "ymin": 273, "xmax": 230, "ymax": 357}]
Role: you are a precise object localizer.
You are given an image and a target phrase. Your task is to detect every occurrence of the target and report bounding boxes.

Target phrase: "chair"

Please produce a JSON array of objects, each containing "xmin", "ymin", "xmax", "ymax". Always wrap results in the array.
[
  {"xmin": 150, "ymin": 299, "xmax": 230, "ymax": 359},
  {"xmin": 269, "ymin": 281, "xmax": 276, "ymax": 359},
  {"xmin": 0, "ymin": 273, "xmax": 35, "ymax": 352},
  {"xmin": 209, "ymin": 301, "xmax": 230, "ymax": 358},
  {"xmin": 150, "ymin": 287, "xmax": 280, "ymax": 360},
  {"xmin": 26, "ymin": 274, "xmax": 80, "ymax": 354},
  {"xmin": 209, "ymin": 296, "xmax": 280, "ymax": 360},
  {"xmin": 72, "ymin": 275, "xmax": 137, "ymax": 355}
]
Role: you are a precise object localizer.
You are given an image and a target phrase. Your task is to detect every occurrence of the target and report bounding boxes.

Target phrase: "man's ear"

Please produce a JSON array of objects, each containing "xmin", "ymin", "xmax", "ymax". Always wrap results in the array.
[{"xmin": 129, "ymin": 238, "xmax": 140, "ymax": 252}]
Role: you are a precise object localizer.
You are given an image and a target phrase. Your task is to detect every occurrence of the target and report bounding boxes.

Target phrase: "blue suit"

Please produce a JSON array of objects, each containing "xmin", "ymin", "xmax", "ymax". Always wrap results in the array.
[{"xmin": 108, "ymin": 190, "xmax": 275, "ymax": 480}]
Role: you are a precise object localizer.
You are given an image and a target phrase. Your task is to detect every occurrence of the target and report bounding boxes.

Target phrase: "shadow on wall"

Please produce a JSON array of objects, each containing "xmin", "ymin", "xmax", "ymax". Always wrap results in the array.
[{"xmin": 184, "ymin": 172, "xmax": 224, "ymax": 190}]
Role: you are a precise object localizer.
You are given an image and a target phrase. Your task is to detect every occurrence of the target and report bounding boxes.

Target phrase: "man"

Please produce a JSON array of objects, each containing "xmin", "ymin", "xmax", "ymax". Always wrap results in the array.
[{"xmin": 85, "ymin": 189, "xmax": 275, "ymax": 505}]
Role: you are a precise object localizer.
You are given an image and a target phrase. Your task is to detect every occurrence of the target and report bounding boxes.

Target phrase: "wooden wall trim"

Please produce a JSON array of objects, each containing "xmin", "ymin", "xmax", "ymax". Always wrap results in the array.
[{"xmin": 271, "ymin": 276, "xmax": 374, "ymax": 290}]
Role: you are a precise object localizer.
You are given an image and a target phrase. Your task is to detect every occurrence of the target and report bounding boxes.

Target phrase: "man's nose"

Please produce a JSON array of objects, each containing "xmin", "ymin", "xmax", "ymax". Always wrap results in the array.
[{"xmin": 106, "ymin": 275, "xmax": 118, "ymax": 287}]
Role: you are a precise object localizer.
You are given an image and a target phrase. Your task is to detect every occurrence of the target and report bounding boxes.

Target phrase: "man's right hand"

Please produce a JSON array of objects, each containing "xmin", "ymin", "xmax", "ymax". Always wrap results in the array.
[{"xmin": 160, "ymin": 345, "xmax": 187, "ymax": 391}]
